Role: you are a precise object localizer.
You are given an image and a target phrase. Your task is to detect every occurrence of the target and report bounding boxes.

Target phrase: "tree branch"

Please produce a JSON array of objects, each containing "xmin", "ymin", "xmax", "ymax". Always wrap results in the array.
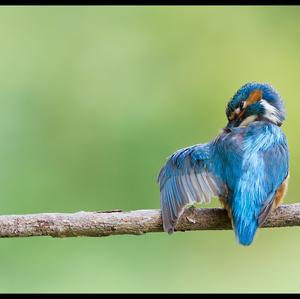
[{"xmin": 0, "ymin": 204, "xmax": 299, "ymax": 238}]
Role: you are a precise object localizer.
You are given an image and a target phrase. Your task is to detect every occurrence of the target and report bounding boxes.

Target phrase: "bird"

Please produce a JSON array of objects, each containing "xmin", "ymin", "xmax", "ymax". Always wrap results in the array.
[{"xmin": 157, "ymin": 82, "xmax": 289, "ymax": 246}]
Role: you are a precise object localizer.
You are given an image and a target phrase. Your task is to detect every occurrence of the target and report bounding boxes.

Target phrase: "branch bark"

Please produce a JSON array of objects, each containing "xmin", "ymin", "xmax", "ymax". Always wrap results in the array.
[{"xmin": 0, "ymin": 204, "xmax": 299, "ymax": 238}]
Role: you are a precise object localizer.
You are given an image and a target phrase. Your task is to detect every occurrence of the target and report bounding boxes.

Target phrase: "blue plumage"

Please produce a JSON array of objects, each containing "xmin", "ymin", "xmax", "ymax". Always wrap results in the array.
[{"xmin": 158, "ymin": 82, "xmax": 289, "ymax": 245}]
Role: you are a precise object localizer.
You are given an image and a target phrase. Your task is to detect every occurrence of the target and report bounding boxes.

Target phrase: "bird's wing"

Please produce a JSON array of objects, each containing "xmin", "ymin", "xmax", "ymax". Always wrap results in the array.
[
  {"xmin": 157, "ymin": 143, "xmax": 225, "ymax": 233},
  {"xmin": 257, "ymin": 137, "xmax": 289, "ymax": 226}
]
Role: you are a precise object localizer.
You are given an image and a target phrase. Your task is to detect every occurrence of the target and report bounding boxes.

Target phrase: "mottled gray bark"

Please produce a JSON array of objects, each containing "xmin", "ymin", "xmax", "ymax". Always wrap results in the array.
[{"xmin": 0, "ymin": 204, "xmax": 298, "ymax": 238}]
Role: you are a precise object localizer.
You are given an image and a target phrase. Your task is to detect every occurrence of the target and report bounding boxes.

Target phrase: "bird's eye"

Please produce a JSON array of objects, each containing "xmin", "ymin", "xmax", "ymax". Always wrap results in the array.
[{"xmin": 239, "ymin": 101, "xmax": 245, "ymax": 110}]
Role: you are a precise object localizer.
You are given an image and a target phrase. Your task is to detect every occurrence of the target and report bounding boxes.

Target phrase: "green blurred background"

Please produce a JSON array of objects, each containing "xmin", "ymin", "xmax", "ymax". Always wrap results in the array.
[{"xmin": 0, "ymin": 5, "xmax": 299, "ymax": 293}]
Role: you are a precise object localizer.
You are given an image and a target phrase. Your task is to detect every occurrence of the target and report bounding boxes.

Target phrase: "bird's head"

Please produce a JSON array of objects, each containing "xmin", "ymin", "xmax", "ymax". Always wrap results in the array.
[{"xmin": 225, "ymin": 82, "xmax": 285, "ymax": 129}]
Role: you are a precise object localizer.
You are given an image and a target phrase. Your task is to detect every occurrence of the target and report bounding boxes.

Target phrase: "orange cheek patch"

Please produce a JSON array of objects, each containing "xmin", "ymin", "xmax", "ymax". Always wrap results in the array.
[
  {"xmin": 229, "ymin": 89, "xmax": 262, "ymax": 122},
  {"xmin": 245, "ymin": 89, "xmax": 262, "ymax": 107}
]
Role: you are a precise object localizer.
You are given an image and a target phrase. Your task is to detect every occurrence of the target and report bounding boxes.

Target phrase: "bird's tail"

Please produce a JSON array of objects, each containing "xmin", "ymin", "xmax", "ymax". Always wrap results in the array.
[
  {"xmin": 233, "ymin": 218, "xmax": 258, "ymax": 246},
  {"xmin": 230, "ymin": 192, "xmax": 260, "ymax": 246}
]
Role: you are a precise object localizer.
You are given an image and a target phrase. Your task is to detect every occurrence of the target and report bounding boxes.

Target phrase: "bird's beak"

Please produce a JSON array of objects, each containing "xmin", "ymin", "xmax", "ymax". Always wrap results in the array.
[
  {"xmin": 226, "ymin": 121, "xmax": 234, "ymax": 130},
  {"xmin": 226, "ymin": 118, "xmax": 241, "ymax": 130}
]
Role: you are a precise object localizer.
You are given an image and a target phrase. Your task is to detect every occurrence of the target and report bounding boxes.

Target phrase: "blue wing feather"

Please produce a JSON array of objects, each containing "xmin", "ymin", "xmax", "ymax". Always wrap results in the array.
[
  {"xmin": 257, "ymin": 134, "xmax": 289, "ymax": 225},
  {"xmin": 158, "ymin": 143, "xmax": 225, "ymax": 233}
]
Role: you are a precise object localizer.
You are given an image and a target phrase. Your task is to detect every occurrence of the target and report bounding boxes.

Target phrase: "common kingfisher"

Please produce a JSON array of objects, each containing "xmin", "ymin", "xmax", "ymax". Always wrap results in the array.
[{"xmin": 157, "ymin": 82, "xmax": 289, "ymax": 246}]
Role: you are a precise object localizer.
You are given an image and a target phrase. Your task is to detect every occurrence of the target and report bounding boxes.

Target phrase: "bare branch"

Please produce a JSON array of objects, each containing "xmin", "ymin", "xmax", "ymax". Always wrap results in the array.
[{"xmin": 0, "ymin": 204, "xmax": 298, "ymax": 238}]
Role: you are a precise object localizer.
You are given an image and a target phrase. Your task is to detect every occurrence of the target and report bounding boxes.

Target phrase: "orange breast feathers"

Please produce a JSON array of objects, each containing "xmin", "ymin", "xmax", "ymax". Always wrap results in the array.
[{"xmin": 273, "ymin": 176, "xmax": 289, "ymax": 209}]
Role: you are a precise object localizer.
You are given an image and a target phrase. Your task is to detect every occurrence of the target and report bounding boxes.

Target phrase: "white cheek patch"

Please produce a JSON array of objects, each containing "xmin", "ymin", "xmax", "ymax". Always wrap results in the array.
[
  {"xmin": 260, "ymin": 99, "xmax": 281, "ymax": 124},
  {"xmin": 239, "ymin": 115, "xmax": 257, "ymax": 127}
]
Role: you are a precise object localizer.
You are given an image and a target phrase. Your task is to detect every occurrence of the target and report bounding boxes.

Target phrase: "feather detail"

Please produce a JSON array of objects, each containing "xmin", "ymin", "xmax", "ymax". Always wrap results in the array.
[{"xmin": 158, "ymin": 143, "xmax": 224, "ymax": 233}]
